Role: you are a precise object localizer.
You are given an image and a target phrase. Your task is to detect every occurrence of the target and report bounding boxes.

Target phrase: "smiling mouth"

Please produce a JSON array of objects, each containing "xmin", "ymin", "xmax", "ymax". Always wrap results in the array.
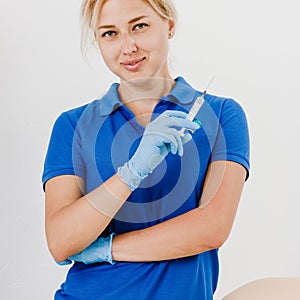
[
  {"xmin": 122, "ymin": 57, "xmax": 146, "ymax": 71},
  {"xmin": 123, "ymin": 57, "xmax": 145, "ymax": 66},
  {"xmin": 129, "ymin": 61, "xmax": 139, "ymax": 66}
]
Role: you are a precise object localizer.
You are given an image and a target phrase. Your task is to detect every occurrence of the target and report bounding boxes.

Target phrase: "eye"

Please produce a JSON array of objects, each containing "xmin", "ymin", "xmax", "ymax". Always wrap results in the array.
[
  {"xmin": 133, "ymin": 23, "xmax": 149, "ymax": 31},
  {"xmin": 101, "ymin": 30, "xmax": 117, "ymax": 38}
]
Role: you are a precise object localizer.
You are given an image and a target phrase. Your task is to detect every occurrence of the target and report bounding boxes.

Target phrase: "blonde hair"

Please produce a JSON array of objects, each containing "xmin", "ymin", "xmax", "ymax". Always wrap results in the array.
[{"xmin": 80, "ymin": 0, "xmax": 177, "ymax": 54}]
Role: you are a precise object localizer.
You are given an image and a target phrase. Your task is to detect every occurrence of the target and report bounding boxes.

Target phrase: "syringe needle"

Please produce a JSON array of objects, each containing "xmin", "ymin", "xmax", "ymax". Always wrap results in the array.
[{"xmin": 204, "ymin": 75, "xmax": 215, "ymax": 93}]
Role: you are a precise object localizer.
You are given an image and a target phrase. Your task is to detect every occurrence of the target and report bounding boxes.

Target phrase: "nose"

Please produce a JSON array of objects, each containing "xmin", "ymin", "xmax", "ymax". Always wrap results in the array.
[{"xmin": 121, "ymin": 34, "xmax": 137, "ymax": 55}]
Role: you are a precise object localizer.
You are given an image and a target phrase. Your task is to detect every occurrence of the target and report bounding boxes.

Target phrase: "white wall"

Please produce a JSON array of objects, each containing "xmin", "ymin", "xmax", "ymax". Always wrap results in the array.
[{"xmin": 1, "ymin": 0, "xmax": 299, "ymax": 299}]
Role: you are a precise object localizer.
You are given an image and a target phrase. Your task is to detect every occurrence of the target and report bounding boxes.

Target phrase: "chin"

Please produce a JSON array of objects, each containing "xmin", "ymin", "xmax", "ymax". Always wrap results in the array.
[
  {"xmin": 120, "ymin": 71, "xmax": 169, "ymax": 84},
  {"xmin": 119, "ymin": 72, "xmax": 149, "ymax": 84}
]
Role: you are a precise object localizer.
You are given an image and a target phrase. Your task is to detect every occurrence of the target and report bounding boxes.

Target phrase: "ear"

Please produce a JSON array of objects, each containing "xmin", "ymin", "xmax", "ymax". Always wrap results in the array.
[{"xmin": 168, "ymin": 19, "xmax": 175, "ymax": 39}]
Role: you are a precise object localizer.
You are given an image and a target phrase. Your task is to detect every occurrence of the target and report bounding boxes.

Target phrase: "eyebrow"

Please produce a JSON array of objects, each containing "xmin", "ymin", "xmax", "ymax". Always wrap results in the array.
[{"xmin": 97, "ymin": 15, "xmax": 148, "ymax": 30}]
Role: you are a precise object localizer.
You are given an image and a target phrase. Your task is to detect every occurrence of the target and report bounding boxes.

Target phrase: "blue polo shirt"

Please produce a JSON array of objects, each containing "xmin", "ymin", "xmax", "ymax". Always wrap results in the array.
[{"xmin": 42, "ymin": 77, "xmax": 250, "ymax": 299}]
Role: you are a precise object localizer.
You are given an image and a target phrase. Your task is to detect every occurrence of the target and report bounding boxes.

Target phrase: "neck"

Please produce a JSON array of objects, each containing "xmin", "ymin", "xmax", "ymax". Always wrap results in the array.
[
  {"xmin": 118, "ymin": 76, "xmax": 175, "ymax": 107},
  {"xmin": 117, "ymin": 77, "xmax": 175, "ymax": 126}
]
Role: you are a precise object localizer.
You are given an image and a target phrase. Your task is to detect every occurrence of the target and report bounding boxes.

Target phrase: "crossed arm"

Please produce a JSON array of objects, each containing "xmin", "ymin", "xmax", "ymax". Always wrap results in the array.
[
  {"xmin": 45, "ymin": 160, "xmax": 246, "ymax": 263},
  {"xmin": 112, "ymin": 160, "xmax": 246, "ymax": 262}
]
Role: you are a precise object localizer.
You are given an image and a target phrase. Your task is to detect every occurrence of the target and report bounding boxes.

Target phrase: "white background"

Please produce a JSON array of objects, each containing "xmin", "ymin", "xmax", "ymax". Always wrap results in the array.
[{"xmin": 0, "ymin": 0, "xmax": 299, "ymax": 299}]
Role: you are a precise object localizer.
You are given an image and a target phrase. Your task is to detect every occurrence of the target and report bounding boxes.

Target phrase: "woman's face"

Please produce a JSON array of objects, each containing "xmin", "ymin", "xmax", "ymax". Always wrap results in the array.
[{"xmin": 96, "ymin": 0, "xmax": 174, "ymax": 82}]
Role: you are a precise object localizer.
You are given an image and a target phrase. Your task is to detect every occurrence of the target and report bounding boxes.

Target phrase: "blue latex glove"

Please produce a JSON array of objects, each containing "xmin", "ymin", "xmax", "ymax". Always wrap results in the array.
[
  {"xmin": 56, "ymin": 233, "xmax": 116, "ymax": 266},
  {"xmin": 117, "ymin": 110, "xmax": 200, "ymax": 190}
]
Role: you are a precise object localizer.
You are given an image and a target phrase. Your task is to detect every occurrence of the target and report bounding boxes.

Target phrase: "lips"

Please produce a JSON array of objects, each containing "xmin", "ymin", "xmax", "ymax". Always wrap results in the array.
[{"xmin": 121, "ymin": 57, "xmax": 145, "ymax": 71}]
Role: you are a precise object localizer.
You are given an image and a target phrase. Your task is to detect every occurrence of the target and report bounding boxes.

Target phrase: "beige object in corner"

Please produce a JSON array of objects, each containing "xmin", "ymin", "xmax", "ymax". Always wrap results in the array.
[{"xmin": 222, "ymin": 277, "xmax": 300, "ymax": 300}]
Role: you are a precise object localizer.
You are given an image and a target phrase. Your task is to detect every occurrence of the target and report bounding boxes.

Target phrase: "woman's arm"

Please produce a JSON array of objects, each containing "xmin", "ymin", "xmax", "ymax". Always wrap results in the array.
[
  {"xmin": 45, "ymin": 111, "xmax": 199, "ymax": 263},
  {"xmin": 45, "ymin": 174, "xmax": 131, "ymax": 263},
  {"xmin": 112, "ymin": 160, "xmax": 247, "ymax": 261}
]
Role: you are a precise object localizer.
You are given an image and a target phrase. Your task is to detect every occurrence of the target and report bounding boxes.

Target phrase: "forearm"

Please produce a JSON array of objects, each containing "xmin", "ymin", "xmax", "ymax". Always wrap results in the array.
[
  {"xmin": 46, "ymin": 174, "xmax": 131, "ymax": 262},
  {"xmin": 112, "ymin": 205, "xmax": 226, "ymax": 262},
  {"xmin": 112, "ymin": 161, "xmax": 245, "ymax": 262}
]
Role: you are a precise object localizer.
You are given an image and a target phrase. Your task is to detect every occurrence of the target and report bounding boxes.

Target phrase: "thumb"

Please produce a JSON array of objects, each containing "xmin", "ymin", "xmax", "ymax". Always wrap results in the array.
[{"xmin": 181, "ymin": 133, "xmax": 192, "ymax": 144}]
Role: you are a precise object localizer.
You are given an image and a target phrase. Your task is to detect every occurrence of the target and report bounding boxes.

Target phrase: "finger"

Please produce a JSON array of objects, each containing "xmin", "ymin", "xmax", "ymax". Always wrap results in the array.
[
  {"xmin": 153, "ymin": 116, "xmax": 200, "ymax": 132},
  {"xmin": 153, "ymin": 128, "xmax": 181, "ymax": 155},
  {"xmin": 181, "ymin": 132, "xmax": 192, "ymax": 144},
  {"xmin": 163, "ymin": 134, "xmax": 179, "ymax": 155},
  {"xmin": 171, "ymin": 118, "xmax": 201, "ymax": 130},
  {"xmin": 173, "ymin": 129, "xmax": 184, "ymax": 156},
  {"xmin": 161, "ymin": 110, "xmax": 188, "ymax": 119},
  {"xmin": 164, "ymin": 128, "xmax": 184, "ymax": 156}
]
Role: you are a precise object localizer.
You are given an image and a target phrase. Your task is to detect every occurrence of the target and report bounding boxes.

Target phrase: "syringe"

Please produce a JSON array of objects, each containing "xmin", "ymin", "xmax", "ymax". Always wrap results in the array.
[{"xmin": 179, "ymin": 76, "xmax": 215, "ymax": 136}]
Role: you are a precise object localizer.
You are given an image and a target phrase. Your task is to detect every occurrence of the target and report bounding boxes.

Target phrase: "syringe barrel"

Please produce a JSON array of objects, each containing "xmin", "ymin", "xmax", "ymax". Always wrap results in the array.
[
  {"xmin": 178, "ymin": 95, "xmax": 204, "ymax": 136},
  {"xmin": 186, "ymin": 96, "xmax": 204, "ymax": 120}
]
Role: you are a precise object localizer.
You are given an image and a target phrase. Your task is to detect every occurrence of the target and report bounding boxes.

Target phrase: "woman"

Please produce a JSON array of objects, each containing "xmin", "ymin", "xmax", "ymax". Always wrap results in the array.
[{"xmin": 42, "ymin": 0, "xmax": 250, "ymax": 299}]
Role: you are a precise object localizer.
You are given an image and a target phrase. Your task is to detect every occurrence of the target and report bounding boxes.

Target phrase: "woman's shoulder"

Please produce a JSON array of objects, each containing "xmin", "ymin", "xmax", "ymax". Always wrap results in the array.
[
  {"xmin": 202, "ymin": 92, "xmax": 246, "ymax": 118},
  {"xmin": 203, "ymin": 92, "xmax": 239, "ymax": 107},
  {"xmin": 56, "ymin": 99, "xmax": 100, "ymax": 127},
  {"xmin": 61, "ymin": 102, "xmax": 92, "ymax": 120},
  {"xmin": 180, "ymin": 77, "xmax": 244, "ymax": 113}
]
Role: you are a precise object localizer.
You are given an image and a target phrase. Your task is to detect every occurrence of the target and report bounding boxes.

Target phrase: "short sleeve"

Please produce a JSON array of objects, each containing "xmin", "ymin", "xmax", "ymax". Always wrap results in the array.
[
  {"xmin": 42, "ymin": 112, "xmax": 85, "ymax": 190},
  {"xmin": 210, "ymin": 99, "xmax": 250, "ymax": 180}
]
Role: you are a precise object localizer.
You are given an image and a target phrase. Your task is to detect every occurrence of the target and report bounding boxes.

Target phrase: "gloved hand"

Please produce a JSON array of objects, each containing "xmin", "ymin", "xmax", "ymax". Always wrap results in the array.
[
  {"xmin": 117, "ymin": 110, "xmax": 200, "ymax": 190},
  {"xmin": 56, "ymin": 233, "xmax": 116, "ymax": 266}
]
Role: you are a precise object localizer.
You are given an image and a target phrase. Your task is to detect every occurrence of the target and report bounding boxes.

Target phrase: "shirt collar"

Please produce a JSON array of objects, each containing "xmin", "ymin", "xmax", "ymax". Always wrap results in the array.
[
  {"xmin": 98, "ymin": 76, "xmax": 196, "ymax": 116},
  {"xmin": 98, "ymin": 83, "xmax": 121, "ymax": 116},
  {"xmin": 167, "ymin": 76, "xmax": 197, "ymax": 104}
]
